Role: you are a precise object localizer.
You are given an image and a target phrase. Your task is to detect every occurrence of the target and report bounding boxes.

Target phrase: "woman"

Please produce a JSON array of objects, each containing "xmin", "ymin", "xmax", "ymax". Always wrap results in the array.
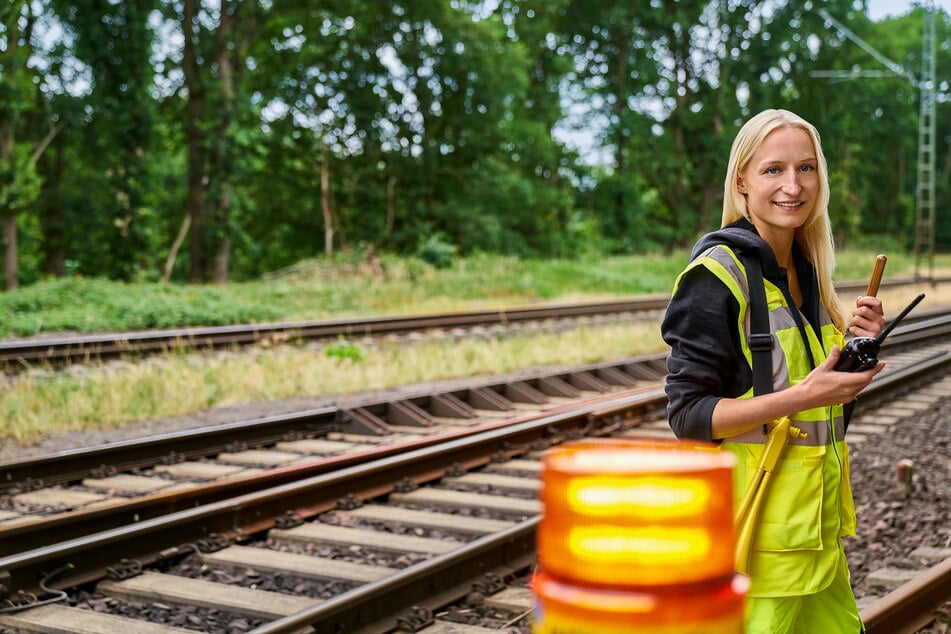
[{"xmin": 662, "ymin": 108, "xmax": 885, "ymax": 633}]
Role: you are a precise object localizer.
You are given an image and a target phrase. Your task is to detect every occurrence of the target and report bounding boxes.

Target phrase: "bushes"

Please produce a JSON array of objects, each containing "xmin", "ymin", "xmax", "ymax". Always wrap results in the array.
[
  {"xmin": 0, "ymin": 277, "xmax": 282, "ymax": 337},
  {"xmin": 3, "ymin": 250, "xmax": 945, "ymax": 339},
  {"xmin": 416, "ymin": 233, "xmax": 458, "ymax": 269}
]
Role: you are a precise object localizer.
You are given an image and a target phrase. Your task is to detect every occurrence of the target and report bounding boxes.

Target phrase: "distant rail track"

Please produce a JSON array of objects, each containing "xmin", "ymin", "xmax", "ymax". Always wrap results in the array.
[
  {"xmin": 0, "ymin": 312, "xmax": 949, "ymax": 633},
  {"xmin": 0, "ymin": 297, "xmax": 668, "ymax": 369},
  {"xmin": 4, "ymin": 275, "xmax": 949, "ymax": 370}
]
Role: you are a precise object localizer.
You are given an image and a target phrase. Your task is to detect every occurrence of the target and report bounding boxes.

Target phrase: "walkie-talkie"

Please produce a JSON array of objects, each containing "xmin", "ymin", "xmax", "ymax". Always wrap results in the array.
[{"xmin": 834, "ymin": 292, "xmax": 925, "ymax": 372}]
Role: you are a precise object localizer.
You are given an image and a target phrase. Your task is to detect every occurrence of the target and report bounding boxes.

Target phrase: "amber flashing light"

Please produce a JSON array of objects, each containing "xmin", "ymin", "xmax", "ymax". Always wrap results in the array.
[
  {"xmin": 538, "ymin": 438, "xmax": 736, "ymax": 586},
  {"xmin": 532, "ymin": 438, "xmax": 746, "ymax": 634}
]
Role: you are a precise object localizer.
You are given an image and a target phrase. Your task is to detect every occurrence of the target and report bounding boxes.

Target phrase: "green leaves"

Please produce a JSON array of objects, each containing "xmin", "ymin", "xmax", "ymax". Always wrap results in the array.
[
  {"xmin": 2, "ymin": 1, "xmax": 949, "ymax": 289},
  {"xmin": 324, "ymin": 338, "xmax": 367, "ymax": 363},
  {"xmin": 0, "ymin": 144, "xmax": 41, "ymax": 215}
]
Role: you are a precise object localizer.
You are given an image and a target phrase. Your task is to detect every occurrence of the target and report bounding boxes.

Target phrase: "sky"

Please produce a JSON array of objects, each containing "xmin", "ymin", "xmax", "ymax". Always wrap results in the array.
[{"xmin": 867, "ymin": 0, "xmax": 950, "ymax": 20}]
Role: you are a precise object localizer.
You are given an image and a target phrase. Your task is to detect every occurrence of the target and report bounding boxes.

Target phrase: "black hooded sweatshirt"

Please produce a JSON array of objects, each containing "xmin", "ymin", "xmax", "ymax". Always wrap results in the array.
[{"xmin": 661, "ymin": 219, "xmax": 823, "ymax": 442}]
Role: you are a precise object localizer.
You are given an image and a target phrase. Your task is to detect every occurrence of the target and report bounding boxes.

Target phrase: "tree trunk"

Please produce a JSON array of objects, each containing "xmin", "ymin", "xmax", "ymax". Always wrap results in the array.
[
  {"xmin": 321, "ymin": 137, "xmax": 333, "ymax": 257},
  {"xmin": 182, "ymin": 0, "xmax": 207, "ymax": 283},
  {"xmin": 210, "ymin": 0, "xmax": 236, "ymax": 285},
  {"xmin": 211, "ymin": 162, "xmax": 232, "ymax": 285},
  {"xmin": 212, "ymin": 237, "xmax": 231, "ymax": 285},
  {"xmin": 162, "ymin": 213, "xmax": 191, "ymax": 283},
  {"xmin": 2, "ymin": 213, "xmax": 16, "ymax": 291},
  {"xmin": 0, "ymin": 4, "xmax": 25, "ymax": 291},
  {"xmin": 185, "ymin": 130, "xmax": 205, "ymax": 282},
  {"xmin": 41, "ymin": 135, "xmax": 66, "ymax": 277},
  {"xmin": 386, "ymin": 173, "xmax": 395, "ymax": 236}
]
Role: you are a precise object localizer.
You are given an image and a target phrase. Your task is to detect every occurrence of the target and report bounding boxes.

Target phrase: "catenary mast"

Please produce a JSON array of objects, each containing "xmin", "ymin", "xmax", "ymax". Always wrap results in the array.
[{"xmin": 813, "ymin": 5, "xmax": 936, "ymax": 280}]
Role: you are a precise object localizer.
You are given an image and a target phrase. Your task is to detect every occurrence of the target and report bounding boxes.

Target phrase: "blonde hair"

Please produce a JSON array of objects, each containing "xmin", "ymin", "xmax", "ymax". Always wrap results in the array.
[{"xmin": 722, "ymin": 109, "xmax": 846, "ymax": 331}]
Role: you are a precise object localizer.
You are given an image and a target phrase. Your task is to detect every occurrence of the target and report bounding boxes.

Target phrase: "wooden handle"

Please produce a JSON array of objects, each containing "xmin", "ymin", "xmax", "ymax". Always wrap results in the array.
[{"xmin": 866, "ymin": 254, "xmax": 887, "ymax": 297}]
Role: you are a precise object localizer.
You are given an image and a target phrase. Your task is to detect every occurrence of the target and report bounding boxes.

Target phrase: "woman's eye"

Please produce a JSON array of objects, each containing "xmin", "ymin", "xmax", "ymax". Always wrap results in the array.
[
  {"xmin": 800, "ymin": 164, "xmax": 815, "ymax": 172},
  {"xmin": 765, "ymin": 167, "xmax": 780, "ymax": 174}
]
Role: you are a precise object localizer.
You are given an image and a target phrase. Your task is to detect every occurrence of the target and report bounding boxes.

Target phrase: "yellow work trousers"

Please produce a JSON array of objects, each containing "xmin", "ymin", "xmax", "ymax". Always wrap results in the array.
[{"xmin": 744, "ymin": 548, "xmax": 863, "ymax": 634}]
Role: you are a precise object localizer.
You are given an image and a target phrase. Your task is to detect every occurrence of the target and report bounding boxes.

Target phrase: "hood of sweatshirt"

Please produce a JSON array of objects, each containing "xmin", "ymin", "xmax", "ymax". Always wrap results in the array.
[{"xmin": 689, "ymin": 218, "xmax": 789, "ymax": 284}]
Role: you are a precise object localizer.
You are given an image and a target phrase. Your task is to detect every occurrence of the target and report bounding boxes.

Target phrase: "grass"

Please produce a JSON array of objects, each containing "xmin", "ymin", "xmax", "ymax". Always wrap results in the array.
[
  {"xmin": 0, "ymin": 251, "xmax": 700, "ymax": 338},
  {"xmin": 2, "ymin": 321, "xmax": 664, "ymax": 444},
  {"xmin": 3, "ymin": 249, "xmax": 951, "ymax": 447},
  {"xmin": 3, "ymin": 249, "xmax": 949, "ymax": 338}
]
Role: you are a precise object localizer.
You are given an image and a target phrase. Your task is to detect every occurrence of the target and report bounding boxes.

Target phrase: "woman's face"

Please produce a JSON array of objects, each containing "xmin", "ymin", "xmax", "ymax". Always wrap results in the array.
[{"xmin": 737, "ymin": 126, "xmax": 819, "ymax": 241}]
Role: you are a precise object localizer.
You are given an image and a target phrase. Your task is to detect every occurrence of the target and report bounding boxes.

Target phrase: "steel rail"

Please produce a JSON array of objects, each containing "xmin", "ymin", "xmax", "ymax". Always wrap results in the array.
[
  {"xmin": 835, "ymin": 275, "xmax": 951, "ymax": 295},
  {"xmin": 0, "ymin": 385, "xmax": 662, "ymax": 556},
  {"xmin": 0, "ymin": 297, "xmax": 671, "ymax": 366},
  {"xmin": 0, "ymin": 407, "xmax": 338, "ymax": 492},
  {"xmin": 251, "ymin": 518, "xmax": 539, "ymax": 634},
  {"xmin": 0, "ymin": 353, "xmax": 669, "ymax": 494},
  {"xmin": 861, "ymin": 556, "xmax": 951, "ymax": 633},
  {"xmin": 0, "ymin": 388, "xmax": 664, "ymax": 599},
  {"xmin": 884, "ymin": 314, "xmax": 951, "ymax": 347},
  {"xmin": 863, "ymin": 350, "xmax": 951, "ymax": 396}
]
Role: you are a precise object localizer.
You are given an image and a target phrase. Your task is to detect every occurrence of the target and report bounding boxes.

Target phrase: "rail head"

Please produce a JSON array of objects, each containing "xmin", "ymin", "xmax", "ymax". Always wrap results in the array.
[{"xmin": 860, "ymin": 556, "xmax": 951, "ymax": 634}]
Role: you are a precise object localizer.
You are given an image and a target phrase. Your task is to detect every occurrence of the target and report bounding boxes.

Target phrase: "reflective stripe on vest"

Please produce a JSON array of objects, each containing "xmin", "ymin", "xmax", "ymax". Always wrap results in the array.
[{"xmin": 678, "ymin": 245, "xmax": 846, "ymax": 445}]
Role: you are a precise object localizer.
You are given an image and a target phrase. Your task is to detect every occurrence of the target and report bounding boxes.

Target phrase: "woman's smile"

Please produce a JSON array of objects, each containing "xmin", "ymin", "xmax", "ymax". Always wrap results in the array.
[{"xmin": 736, "ymin": 126, "xmax": 819, "ymax": 240}]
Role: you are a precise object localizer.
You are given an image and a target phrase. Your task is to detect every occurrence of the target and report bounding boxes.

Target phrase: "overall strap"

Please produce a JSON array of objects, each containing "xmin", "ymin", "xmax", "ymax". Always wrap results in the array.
[{"xmin": 739, "ymin": 253, "xmax": 774, "ymax": 397}]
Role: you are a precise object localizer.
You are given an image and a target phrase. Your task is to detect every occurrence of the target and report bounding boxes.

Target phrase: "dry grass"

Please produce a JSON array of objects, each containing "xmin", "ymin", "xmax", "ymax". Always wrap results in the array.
[{"xmin": 1, "ymin": 321, "xmax": 666, "ymax": 444}]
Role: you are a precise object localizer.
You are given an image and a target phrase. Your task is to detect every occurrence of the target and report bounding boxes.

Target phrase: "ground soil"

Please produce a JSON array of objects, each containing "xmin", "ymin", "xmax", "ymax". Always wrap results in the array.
[{"xmin": 845, "ymin": 388, "xmax": 951, "ymax": 599}]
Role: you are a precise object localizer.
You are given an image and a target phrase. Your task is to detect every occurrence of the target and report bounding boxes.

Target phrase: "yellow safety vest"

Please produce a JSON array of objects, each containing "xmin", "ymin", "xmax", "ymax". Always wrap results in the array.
[{"xmin": 676, "ymin": 244, "xmax": 856, "ymax": 597}]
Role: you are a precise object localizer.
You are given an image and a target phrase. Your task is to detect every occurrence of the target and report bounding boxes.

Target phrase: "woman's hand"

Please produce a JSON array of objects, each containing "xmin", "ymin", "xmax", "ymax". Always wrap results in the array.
[
  {"xmin": 793, "ymin": 346, "xmax": 885, "ymax": 409},
  {"xmin": 848, "ymin": 296, "xmax": 885, "ymax": 338},
  {"xmin": 710, "ymin": 347, "xmax": 885, "ymax": 439}
]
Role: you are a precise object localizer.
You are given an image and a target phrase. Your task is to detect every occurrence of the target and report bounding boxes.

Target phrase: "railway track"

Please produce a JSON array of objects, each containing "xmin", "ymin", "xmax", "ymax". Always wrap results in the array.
[
  {"xmin": 0, "ymin": 353, "xmax": 669, "ymax": 550},
  {"xmin": 4, "ymin": 276, "xmax": 948, "ymax": 370},
  {"xmin": 0, "ymin": 297, "xmax": 669, "ymax": 369},
  {"xmin": 2, "ymin": 313, "xmax": 947, "ymax": 548},
  {"xmin": 0, "ymin": 379, "xmax": 667, "ymax": 632},
  {"xmin": 0, "ymin": 311, "xmax": 949, "ymax": 632}
]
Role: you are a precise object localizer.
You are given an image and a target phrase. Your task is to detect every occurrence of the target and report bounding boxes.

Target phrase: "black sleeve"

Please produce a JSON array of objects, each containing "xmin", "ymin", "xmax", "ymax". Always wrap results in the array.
[{"xmin": 661, "ymin": 265, "xmax": 750, "ymax": 442}]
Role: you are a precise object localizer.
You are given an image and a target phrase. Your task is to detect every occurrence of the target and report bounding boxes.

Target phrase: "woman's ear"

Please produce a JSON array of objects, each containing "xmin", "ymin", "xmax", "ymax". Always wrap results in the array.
[{"xmin": 736, "ymin": 175, "xmax": 746, "ymax": 192}]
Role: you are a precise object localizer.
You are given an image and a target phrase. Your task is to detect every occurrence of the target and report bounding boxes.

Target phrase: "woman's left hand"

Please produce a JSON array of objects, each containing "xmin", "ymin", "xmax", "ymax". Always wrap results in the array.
[{"xmin": 849, "ymin": 296, "xmax": 885, "ymax": 338}]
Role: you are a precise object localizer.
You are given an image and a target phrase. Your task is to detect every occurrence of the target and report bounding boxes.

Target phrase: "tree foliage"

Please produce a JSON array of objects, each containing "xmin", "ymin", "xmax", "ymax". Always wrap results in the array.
[{"xmin": 1, "ymin": 0, "xmax": 949, "ymax": 289}]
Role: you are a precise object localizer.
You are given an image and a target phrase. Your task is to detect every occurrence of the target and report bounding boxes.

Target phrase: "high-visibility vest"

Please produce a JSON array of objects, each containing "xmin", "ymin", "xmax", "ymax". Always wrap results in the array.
[{"xmin": 675, "ymin": 244, "xmax": 856, "ymax": 597}]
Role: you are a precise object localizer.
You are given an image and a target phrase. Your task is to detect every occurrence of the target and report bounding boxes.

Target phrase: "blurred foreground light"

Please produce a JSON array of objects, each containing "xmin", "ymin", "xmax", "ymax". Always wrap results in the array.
[
  {"xmin": 532, "ymin": 569, "xmax": 749, "ymax": 634},
  {"xmin": 538, "ymin": 438, "xmax": 736, "ymax": 586},
  {"xmin": 532, "ymin": 438, "xmax": 746, "ymax": 633}
]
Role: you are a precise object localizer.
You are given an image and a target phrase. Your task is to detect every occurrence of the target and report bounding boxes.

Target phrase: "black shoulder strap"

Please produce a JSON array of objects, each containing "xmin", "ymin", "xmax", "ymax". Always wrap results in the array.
[{"xmin": 739, "ymin": 253, "xmax": 774, "ymax": 397}]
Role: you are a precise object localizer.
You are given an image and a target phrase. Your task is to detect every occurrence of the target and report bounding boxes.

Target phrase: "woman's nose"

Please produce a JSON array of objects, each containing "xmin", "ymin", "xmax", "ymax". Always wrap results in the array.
[{"xmin": 782, "ymin": 171, "xmax": 802, "ymax": 193}]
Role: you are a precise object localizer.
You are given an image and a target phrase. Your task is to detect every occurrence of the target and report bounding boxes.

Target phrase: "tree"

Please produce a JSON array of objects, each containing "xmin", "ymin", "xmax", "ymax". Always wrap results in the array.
[
  {"xmin": 157, "ymin": 0, "xmax": 269, "ymax": 283},
  {"xmin": 51, "ymin": 0, "xmax": 159, "ymax": 281},
  {"xmin": 0, "ymin": 2, "xmax": 44, "ymax": 290}
]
